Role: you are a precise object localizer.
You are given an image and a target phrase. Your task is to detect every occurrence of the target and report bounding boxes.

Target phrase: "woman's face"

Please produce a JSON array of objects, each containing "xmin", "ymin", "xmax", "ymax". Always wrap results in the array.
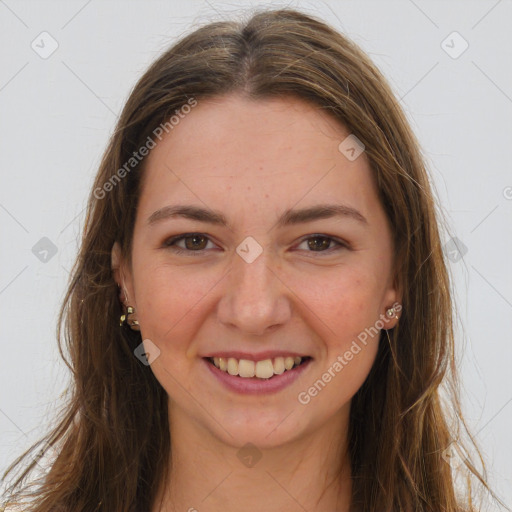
[{"xmin": 113, "ymin": 94, "xmax": 400, "ymax": 449}]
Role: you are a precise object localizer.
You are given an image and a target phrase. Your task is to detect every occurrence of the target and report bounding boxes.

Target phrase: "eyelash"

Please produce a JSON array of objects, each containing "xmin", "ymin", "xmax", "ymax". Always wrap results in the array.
[{"xmin": 162, "ymin": 233, "xmax": 349, "ymax": 256}]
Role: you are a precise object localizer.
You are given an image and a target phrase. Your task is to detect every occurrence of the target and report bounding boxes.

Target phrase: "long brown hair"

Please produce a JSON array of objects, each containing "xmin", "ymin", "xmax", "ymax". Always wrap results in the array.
[{"xmin": 1, "ymin": 7, "xmax": 504, "ymax": 512}]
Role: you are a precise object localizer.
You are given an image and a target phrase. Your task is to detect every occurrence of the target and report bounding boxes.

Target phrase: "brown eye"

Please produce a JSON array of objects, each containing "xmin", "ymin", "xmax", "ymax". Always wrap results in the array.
[
  {"xmin": 307, "ymin": 236, "xmax": 333, "ymax": 251},
  {"xmin": 163, "ymin": 233, "xmax": 217, "ymax": 255},
  {"xmin": 295, "ymin": 235, "xmax": 348, "ymax": 254},
  {"xmin": 184, "ymin": 234, "xmax": 208, "ymax": 250}
]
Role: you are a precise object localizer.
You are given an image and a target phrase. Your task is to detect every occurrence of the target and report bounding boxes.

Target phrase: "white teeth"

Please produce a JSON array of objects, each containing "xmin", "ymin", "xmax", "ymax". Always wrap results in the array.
[
  {"xmin": 210, "ymin": 355, "xmax": 306, "ymax": 379},
  {"xmin": 284, "ymin": 357, "xmax": 295, "ymax": 370},
  {"xmin": 255, "ymin": 359, "xmax": 274, "ymax": 379},
  {"xmin": 227, "ymin": 358, "xmax": 238, "ymax": 375},
  {"xmin": 273, "ymin": 356, "xmax": 285, "ymax": 375},
  {"xmin": 238, "ymin": 359, "xmax": 255, "ymax": 378}
]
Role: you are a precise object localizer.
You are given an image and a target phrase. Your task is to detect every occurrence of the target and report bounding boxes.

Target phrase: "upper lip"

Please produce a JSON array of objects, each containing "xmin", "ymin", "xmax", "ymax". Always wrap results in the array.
[{"xmin": 202, "ymin": 351, "xmax": 311, "ymax": 361}]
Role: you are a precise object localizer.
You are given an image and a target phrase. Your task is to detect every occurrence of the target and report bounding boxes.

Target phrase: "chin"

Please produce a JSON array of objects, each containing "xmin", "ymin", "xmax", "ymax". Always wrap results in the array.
[{"xmin": 210, "ymin": 407, "xmax": 310, "ymax": 450}]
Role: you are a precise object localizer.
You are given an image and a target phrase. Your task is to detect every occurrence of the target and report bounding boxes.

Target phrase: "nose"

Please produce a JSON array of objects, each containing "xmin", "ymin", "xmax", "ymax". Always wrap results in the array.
[{"xmin": 216, "ymin": 247, "xmax": 292, "ymax": 336}]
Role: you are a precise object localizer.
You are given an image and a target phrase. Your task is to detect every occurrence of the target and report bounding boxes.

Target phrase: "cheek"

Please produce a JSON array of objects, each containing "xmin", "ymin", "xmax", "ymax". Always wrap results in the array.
[
  {"xmin": 132, "ymin": 258, "xmax": 224, "ymax": 374},
  {"xmin": 300, "ymin": 336, "xmax": 380, "ymax": 417},
  {"xmin": 295, "ymin": 263, "xmax": 384, "ymax": 341},
  {"xmin": 297, "ymin": 270, "xmax": 383, "ymax": 410},
  {"xmin": 293, "ymin": 265, "xmax": 384, "ymax": 392},
  {"xmin": 133, "ymin": 262, "xmax": 219, "ymax": 354},
  {"xmin": 132, "ymin": 264, "xmax": 215, "ymax": 395}
]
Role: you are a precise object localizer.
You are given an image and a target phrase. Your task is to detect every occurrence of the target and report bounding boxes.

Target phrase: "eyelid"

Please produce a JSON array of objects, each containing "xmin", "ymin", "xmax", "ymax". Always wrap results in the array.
[
  {"xmin": 294, "ymin": 234, "xmax": 349, "ymax": 252},
  {"xmin": 162, "ymin": 233, "xmax": 219, "ymax": 254}
]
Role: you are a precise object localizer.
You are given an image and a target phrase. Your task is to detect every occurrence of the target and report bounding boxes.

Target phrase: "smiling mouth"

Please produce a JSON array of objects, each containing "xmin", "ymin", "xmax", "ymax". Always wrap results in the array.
[{"xmin": 205, "ymin": 356, "xmax": 312, "ymax": 379}]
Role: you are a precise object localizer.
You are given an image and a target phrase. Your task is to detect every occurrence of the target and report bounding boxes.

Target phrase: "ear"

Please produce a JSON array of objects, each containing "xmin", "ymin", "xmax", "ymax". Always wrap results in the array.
[
  {"xmin": 381, "ymin": 270, "xmax": 403, "ymax": 329},
  {"xmin": 111, "ymin": 241, "xmax": 136, "ymax": 307}
]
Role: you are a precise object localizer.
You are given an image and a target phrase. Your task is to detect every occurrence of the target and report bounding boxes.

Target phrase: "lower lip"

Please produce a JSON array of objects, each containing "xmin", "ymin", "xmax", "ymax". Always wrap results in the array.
[{"xmin": 203, "ymin": 357, "xmax": 312, "ymax": 394}]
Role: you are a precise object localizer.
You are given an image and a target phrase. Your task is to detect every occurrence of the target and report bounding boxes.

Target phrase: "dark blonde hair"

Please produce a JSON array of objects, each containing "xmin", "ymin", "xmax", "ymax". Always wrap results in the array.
[{"xmin": 1, "ymin": 7, "xmax": 503, "ymax": 512}]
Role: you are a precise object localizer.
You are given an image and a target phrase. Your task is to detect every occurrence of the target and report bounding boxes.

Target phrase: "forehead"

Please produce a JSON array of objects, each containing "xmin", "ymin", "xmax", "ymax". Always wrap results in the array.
[{"xmin": 137, "ymin": 94, "xmax": 380, "ymax": 223}]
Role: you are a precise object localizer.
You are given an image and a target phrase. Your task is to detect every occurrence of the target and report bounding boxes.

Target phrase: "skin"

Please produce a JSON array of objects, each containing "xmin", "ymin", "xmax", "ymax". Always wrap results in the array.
[{"xmin": 112, "ymin": 94, "xmax": 401, "ymax": 512}]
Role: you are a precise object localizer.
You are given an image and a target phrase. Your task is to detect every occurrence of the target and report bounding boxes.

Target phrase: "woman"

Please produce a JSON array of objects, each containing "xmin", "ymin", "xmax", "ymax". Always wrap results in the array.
[{"xmin": 1, "ymin": 7, "xmax": 502, "ymax": 512}]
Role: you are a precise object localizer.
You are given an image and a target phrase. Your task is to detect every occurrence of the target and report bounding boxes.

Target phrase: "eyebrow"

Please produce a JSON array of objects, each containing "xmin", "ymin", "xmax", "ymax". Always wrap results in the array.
[{"xmin": 147, "ymin": 203, "xmax": 368, "ymax": 228}]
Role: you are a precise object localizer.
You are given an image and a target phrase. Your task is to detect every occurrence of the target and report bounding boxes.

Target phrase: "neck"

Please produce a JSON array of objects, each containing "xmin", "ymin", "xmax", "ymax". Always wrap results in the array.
[{"xmin": 153, "ymin": 403, "xmax": 353, "ymax": 512}]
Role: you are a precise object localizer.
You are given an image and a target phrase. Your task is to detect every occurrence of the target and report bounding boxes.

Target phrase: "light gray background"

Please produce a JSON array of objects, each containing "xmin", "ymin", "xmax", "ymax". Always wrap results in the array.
[{"xmin": 1, "ymin": 0, "xmax": 511, "ymax": 508}]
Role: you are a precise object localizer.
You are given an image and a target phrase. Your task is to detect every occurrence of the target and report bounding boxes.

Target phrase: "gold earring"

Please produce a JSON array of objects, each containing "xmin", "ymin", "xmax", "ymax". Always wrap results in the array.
[
  {"xmin": 385, "ymin": 304, "xmax": 400, "ymax": 323},
  {"xmin": 118, "ymin": 280, "xmax": 140, "ymax": 331},
  {"xmin": 120, "ymin": 305, "xmax": 140, "ymax": 331}
]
